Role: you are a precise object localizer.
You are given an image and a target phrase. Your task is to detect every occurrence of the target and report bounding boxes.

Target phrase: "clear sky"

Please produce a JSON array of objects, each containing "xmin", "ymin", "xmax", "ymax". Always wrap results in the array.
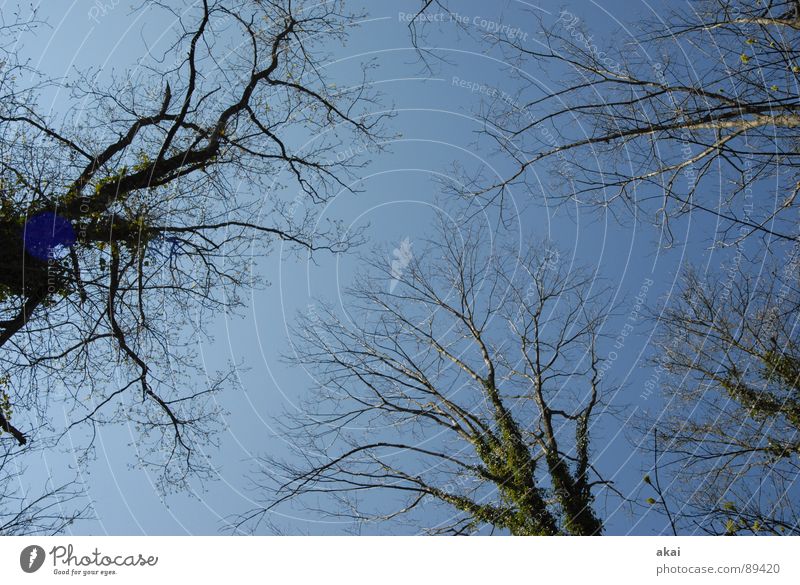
[{"xmin": 6, "ymin": 0, "xmax": 749, "ymax": 535}]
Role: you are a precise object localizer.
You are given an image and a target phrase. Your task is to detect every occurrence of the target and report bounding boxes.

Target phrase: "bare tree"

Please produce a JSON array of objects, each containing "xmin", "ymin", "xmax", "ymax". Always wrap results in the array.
[
  {"xmin": 240, "ymin": 214, "xmax": 617, "ymax": 535},
  {"xmin": 0, "ymin": 443, "xmax": 90, "ymax": 535},
  {"xmin": 415, "ymin": 0, "xmax": 800, "ymax": 245},
  {"xmin": 645, "ymin": 256, "xmax": 800, "ymax": 535},
  {"xmin": 0, "ymin": 0, "xmax": 383, "ymax": 526},
  {"xmin": 402, "ymin": 0, "xmax": 800, "ymax": 535}
]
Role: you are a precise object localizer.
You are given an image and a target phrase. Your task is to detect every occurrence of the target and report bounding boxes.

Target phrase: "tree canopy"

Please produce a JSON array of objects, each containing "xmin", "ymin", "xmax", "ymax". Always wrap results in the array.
[{"xmin": 0, "ymin": 0, "xmax": 382, "ymax": 531}]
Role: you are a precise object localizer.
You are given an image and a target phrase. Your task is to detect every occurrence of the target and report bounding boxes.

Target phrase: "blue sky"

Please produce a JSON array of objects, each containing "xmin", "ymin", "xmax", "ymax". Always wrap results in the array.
[{"xmin": 5, "ymin": 0, "xmax": 756, "ymax": 535}]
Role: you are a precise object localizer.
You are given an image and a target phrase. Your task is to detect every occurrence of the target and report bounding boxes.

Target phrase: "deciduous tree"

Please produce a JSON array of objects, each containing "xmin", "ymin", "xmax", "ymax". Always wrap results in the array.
[
  {"xmin": 242, "ymin": 214, "xmax": 615, "ymax": 535},
  {"xmin": 0, "ymin": 0, "xmax": 382, "ymax": 526}
]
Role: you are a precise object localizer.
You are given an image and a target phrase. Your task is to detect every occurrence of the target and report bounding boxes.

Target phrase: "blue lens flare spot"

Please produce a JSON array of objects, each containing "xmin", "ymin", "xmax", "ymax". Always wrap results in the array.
[{"xmin": 23, "ymin": 212, "xmax": 77, "ymax": 260}]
